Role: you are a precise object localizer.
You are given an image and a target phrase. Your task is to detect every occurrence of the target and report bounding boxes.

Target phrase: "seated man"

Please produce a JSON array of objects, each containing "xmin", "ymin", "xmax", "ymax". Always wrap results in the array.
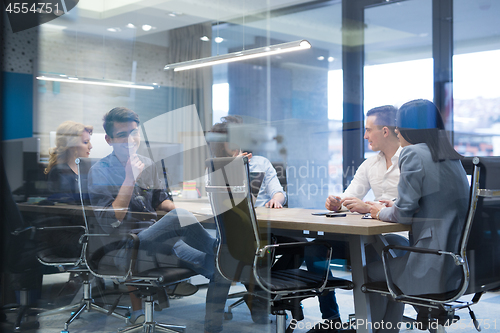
[
  {"xmin": 88, "ymin": 107, "xmax": 230, "ymax": 333},
  {"xmin": 209, "ymin": 116, "xmax": 304, "ymax": 323},
  {"xmin": 210, "ymin": 115, "xmax": 286, "ymax": 208},
  {"xmin": 306, "ymin": 105, "xmax": 402, "ymax": 332}
]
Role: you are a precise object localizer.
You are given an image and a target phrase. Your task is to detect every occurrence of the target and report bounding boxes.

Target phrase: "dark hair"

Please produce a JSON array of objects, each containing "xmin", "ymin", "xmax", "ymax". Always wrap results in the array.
[
  {"xmin": 103, "ymin": 107, "xmax": 140, "ymax": 137},
  {"xmin": 209, "ymin": 116, "xmax": 243, "ymax": 157},
  {"xmin": 366, "ymin": 105, "xmax": 397, "ymax": 136},
  {"xmin": 397, "ymin": 99, "xmax": 462, "ymax": 162},
  {"xmin": 211, "ymin": 115, "xmax": 243, "ymax": 134}
]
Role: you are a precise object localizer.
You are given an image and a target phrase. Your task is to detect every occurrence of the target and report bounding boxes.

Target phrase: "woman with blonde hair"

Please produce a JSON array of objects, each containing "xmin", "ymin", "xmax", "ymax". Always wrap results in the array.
[
  {"xmin": 42, "ymin": 121, "xmax": 93, "ymax": 258},
  {"xmin": 45, "ymin": 121, "xmax": 93, "ymax": 202}
]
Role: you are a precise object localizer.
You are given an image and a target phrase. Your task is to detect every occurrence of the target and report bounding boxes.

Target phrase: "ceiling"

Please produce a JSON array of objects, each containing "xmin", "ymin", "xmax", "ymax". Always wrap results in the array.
[{"xmin": 44, "ymin": 0, "xmax": 500, "ymax": 69}]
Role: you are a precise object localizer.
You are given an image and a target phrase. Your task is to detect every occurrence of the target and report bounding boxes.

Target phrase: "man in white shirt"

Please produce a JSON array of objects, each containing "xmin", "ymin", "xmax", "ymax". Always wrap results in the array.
[
  {"xmin": 326, "ymin": 106, "xmax": 401, "ymax": 214},
  {"xmin": 307, "ymin": 105, "xmax": 401, "ymax": 333}
]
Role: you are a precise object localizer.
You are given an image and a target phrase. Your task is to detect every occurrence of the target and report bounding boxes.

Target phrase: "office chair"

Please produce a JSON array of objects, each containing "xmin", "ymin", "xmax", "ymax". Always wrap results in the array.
[
  {"xmin": 206, "ymin": 156, "xmax": 354, "ymax": 333},
  {"xmin": 1, "ymin": 155, "xmax": 45, "ymax": 332},
  {"xmin": 76, "ymin": 157, "xmax": 198, "ymax": 333},
  {"xmin": 361, "ymin": 156, "xmax": 500, "ymax": 332},
  {"xmin": 36, "ymin": 158, "xmax": 130, "ymax": 333}
]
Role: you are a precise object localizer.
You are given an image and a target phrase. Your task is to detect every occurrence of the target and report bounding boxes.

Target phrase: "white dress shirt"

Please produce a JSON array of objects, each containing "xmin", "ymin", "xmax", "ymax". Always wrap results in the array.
[
  {"xmin": 249, "ymin": 156, "xmax": 286, "ymax": 207},
  {"xmin": 341, "ymin": 146, "xmax": 402, "ymax": 201}
]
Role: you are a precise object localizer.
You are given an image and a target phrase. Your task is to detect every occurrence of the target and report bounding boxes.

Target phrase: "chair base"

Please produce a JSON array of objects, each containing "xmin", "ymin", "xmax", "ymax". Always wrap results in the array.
[
  {"xmin": 117, "ymin": 296, "xmax": 185, "ymax": 333},
  {"xmin": 1, "ymin": 290, "xmax": 44, "ymax": 332},
  {"xmin": 38, "ymin": 278, "xmax": 129, "ymax": 332},
  {"xmin": 119, "ymin": 322, "xmax": 186, "ymax": 333}
]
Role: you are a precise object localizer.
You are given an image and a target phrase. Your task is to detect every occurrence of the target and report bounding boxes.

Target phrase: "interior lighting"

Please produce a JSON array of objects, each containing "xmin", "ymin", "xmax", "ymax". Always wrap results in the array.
[
  {"xmin": 36, "ymin": 74, "xmax": 155, "ymax": 90},
  {"xmin": 164, "ymin": 40, "xmax": 311, "ymax": 72}
]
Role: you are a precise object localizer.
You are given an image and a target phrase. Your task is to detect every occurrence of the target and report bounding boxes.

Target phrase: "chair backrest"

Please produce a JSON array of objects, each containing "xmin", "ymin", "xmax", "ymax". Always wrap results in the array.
[
  {"xmin": 76, "ymin": 157, "xmax": 130, "ymax": 278},
  {"xmin": 206, "ymin": 156, "xmax": 266, "ymax": 284},
  {"xmin": 463, "ymin": 156, "xmax": 500, "ymax": 294}
]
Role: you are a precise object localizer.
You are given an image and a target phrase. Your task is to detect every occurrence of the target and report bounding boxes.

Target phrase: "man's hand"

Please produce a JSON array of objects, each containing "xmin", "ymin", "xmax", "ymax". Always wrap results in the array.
[
  {"xmin": 265, "ymin": 192, "xmax": 285, "ymax": 209},
  {"xmin": 368, "ymin": 201, "xmax": 386, "ymax": 220},
  {"xmin": 325, "ymin": 195, "xmax": 342, "ymax": 211},
  {"xmin": 378, "ymin": 199, "xmax": 394, "ymax": 207},
  {"xmin": 341, "ymin": 197, "xmax": 370, "ymax": 214},
  {"xmin": 234, "ymin": 151, "xmax": 253, "ymax": 160},
  {"xmin": 125, "ymin": 154, "xmax": 144, "ymax": 183},
  {"xmin": 265, "ymin": 198, "xmax": 283, "ymax": 209}
]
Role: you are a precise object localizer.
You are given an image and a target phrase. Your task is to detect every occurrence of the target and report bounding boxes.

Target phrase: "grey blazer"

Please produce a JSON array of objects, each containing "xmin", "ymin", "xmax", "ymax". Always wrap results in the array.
[{"xmin": 379, "ymin": 143, "xmax": 469, "ymax": 296}]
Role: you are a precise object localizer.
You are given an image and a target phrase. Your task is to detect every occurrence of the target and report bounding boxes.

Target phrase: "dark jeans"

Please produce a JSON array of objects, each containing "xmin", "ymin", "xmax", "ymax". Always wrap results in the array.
[{"xmin": 117, "ymin": 208, "xmax": 231, "ymax": 333}]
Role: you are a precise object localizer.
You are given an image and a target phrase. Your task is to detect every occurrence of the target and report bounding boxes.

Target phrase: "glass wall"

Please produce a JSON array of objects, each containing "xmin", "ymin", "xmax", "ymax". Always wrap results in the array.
[
  {"xmin": 3, "ymin": 0, "xmax": 500, "ymax": 331},
  {"xmin": 453, "ymin": 0, "xmax": 500, "ymax": 156},
  {"xmin": 2, "ymin": 0, "xmax": 499, "ymax": 207}
]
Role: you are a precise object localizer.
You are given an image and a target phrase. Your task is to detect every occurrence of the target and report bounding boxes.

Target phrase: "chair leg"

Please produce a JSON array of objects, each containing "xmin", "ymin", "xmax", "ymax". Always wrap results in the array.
[
  {"xmin": 275, "ymin": 310, "xmax": 287, "ymax": 333},
  {"xmin": 40, "ymin": 276, "xmax": 129, "ymax": 332},
  {"xmin": 117, "ymin": 295, "xmax": 186, "ymax": 333}
]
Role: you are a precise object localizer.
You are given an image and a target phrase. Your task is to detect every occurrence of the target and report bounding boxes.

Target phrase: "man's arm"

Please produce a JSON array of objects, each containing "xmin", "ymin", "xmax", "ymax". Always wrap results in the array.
[
  {"xmin": 157, "ymin": 199, "xmax": 175, "ymax": 212},
  {"xmin": 340, "ymin": 197, "xmax": 371, "ymax": 214},
  {"xmin": 325, "ymin": 159, "xmax": 372, "ymax": 213},
  {"xmin": 265, "ymin": 192, "xmax": 285, "ymax": 208},
  {"xmin": 111, "ymin": 154, "xmax": 144, "ymax": 221},
  {"xmin": 261, "ymin": 158, "xmax": 287, "ymax": 209}
]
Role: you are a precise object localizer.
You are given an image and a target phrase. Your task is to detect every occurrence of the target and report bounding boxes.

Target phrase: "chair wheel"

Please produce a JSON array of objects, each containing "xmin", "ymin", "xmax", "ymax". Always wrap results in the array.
[{"xmin": 224, "ymin": 312, "xmax": 233, "ymax": 320}]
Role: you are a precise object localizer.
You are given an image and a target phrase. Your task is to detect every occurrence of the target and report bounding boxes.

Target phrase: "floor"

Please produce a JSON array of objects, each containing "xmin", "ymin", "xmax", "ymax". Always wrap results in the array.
[{"xmin": 2, "ymin": 269, "xmax": 499, "ymax": 333}]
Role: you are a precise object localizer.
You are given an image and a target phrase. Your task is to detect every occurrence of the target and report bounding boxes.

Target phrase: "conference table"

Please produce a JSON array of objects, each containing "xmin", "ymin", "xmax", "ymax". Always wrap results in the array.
[
  {"xmin": 19, "ymin": 199, "xmax": 411, "ymax": 333},
  {"xmin": 174, "ymin": 200, "xmax": 411, "ymax": 333}
]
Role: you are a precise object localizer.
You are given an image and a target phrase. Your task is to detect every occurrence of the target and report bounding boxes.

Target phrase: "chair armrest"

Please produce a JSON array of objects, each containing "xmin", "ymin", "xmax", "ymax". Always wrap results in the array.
[
  {"xmin": 11, "ymin": 226, "xmax": 36, "ymax": 236},
  {"xmin": 382, "ymin": 245, "xmax": 465, "ymax": 265},
  {"xmin": 383, "ymin": 244, "xmax": 441, "ymax": 255},
  {"xmin": 380, "ymin": 245, "xmax": 466, "ymax": 300},
  {"xmin": 37, "ymin": 225, "xmax": 86, "ymax": 231},
  {"xmin": 85, "ymin": 232, "xmax": 140, "ymax": 277},
  {"xmin": 254, "ymin": 241, "xmax": 333, "ymax": 294},
  {"xmin": 257, "ymin": 240, "xmax": 332, "ymax": 257}
]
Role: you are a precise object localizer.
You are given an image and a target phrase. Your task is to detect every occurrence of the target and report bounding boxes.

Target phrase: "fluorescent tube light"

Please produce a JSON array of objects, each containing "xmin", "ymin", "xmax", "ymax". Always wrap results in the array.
[
  {"xmin": 164, "ymin": 40, "xmax": 311, "ymax": 72},
  {"xmin": 36, "ymin": 74, "xmax": 155, "ymax": 90}
]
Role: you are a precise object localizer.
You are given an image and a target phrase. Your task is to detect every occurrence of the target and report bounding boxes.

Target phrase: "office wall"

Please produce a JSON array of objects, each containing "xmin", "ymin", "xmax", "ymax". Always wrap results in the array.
[
  {"xmin": 228, "ymin": 46, "xmax": 330, "ymax": 209},
  {"xmin": 36, "ymin": 23, "xmax": 212, "ymax": 158},
  {"xmin": 1, "ymin": 20, "xmax": 37, "ymax": 140}
]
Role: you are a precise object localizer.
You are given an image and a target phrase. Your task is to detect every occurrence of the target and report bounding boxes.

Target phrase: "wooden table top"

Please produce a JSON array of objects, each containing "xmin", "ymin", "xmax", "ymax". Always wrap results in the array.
[
  {"xmin": 19, "ymin": 199, "xmax": 411, "ymax": 236},
  {"xmin": 173, "ymin": 201, "xmax": 411, "ymax": 236}
]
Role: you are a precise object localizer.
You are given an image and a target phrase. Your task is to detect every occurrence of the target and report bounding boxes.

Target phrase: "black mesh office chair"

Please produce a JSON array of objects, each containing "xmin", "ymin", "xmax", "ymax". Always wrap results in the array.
[
  {"xmin": 362, "ymin": 156, "xmax": 500, "ymax": 332},
  {"xmin": 1, "ymin": 155, "xmax": 45, "ymax": 332},
  {"xmin": 76, "ymin": 157, "xmax": 197, "ymax": 333},
  {"xmin": 205, "ymin": 156, "xmax": 354, "ymax": 333}
]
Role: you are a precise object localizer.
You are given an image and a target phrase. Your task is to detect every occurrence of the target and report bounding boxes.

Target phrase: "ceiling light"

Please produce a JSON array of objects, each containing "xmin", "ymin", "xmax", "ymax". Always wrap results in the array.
[
  {"xmin": 214, "ymin": 37, "xmax": 224, "ymax": 44},
  {"xmin": 107, "ymin": 28, "xmax": 121, "ymax": 32},
  {"xmin": 164, "ymin": 40, "xmax": 311, "ymax": 72},
  {"xmin": 41, "ymin": 23, "xmax": 67, "ymax": 30},
  {"xmin": 317, "ymin": 56, "xmax": 325, "ymax": 61},
  {"xmin": 142, "ymin": 24, "xmax": 152, "ymax": 31},
  {"xmin": 200, "ymin": 36, "xmax": 210, "ymax": 42},
  {"xmin": 36, "ymin": 74, "xmax": 155, "ymax": 90},
  {"xmin": 126, "ymin": 23, "xmax": 135, "ymax": 28},
  {"xmin": 328, "ymin": 57, "xmax": 335, "ymax": 62}
]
